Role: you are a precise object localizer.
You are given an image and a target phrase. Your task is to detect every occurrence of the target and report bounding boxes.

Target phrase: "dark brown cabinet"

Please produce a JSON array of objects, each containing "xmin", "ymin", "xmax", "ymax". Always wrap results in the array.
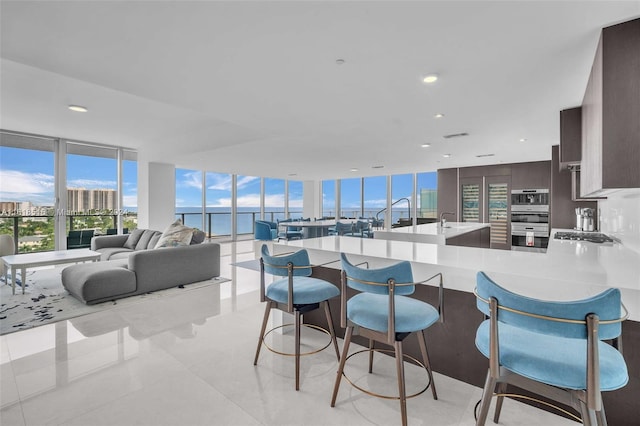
[
  {"xmin": 559, "ymin": 107, "xmax": 582, "ymax": 169},
  {"xmin": 437, "ymin": 168, "xmax": 458, "ymax": 221},
  {"xmin": 550, "ymin": 145, "xmax": 597, "ymax": 229},
  {"xmin": 511, "ymin": 161, "xmax": 551, "ymax": 190},
  {"xmin": 581, "ymin": 18, "xmax": 640, "ymax": 196}
]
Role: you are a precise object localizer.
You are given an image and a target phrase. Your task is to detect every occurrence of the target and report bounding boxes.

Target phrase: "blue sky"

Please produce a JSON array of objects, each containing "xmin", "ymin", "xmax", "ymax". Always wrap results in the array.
[
  {"xmin": 1, "ymin": 146, "xmax": 436, "ymax": 212},
  {"xmin": 0, "ymin": 146, "xmax": 137, "ymax": 207}
]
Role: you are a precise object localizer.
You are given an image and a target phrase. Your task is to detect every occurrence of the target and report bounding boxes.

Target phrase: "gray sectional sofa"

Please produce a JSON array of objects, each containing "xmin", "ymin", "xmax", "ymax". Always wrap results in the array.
[{"xmin": 62, "ymin": 228, "xmax": 220, "ymax": 305}]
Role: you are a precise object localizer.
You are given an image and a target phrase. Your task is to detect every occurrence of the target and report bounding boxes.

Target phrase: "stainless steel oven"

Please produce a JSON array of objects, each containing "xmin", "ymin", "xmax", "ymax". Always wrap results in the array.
[{"xmin": 510, "ymin": 189, "xmax": 549, "ymax": 252}]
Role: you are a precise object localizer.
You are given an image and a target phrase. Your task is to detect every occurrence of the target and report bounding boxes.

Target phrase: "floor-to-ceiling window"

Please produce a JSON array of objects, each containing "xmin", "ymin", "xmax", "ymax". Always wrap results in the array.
[
  {"xmin": 391, "ymin": 174, "xmax": 413, "ymax": 226},
  {"xmin": 66, "ymin": 143, "xmax": 119, "ymax": 239},
  {"xmin": 264, "ymin": 178, "xmax": 285, "ymax": 222},
  {"xmin": 122, "ymin": 151, "xmax": 138, "ymax": 232},
  {"xmin": 1, "ymin": 131, "xmax": 136, "ymax": 252},
  {"xmin": 0, "ymin": 133, "xmax": 55, "ymax": 253},
  {"xmin": 340, "ymin": 177, "xmax": 361, "ymax": 219},
  {"xmin": 363, "ymin": 176, "xmax": 386, "ymax": 221},
  {"xmin": 322, "ymin": 180, "xmax": 336, "ymax": 219},
  {"xmin": 236, "ymin": 175, "xmax": 260, "ymax": 236},
  {"xmin": 417, "ymin": 171, "xmax": 437, "ymax": 221},
  {"xmin": 205, "ymin": 172, "xmax": 232, "ymax": 238},
  {"xmin": 288, "ymin": 180, "xmax": 303, "ymax": 219},
  {"xmin": 175, "ymin": 168, "xmax": 203, "ymax": 230}
]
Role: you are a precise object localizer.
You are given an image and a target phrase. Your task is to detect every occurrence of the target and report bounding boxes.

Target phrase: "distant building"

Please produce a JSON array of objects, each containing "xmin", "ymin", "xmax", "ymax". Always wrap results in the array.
[
  {"xmin": 67, "ymin": 188, "xmax": 116, "ymax": 212},
  {"xmin": 419, "ymin": 189, "xmax": 437, "ymax": 218}
]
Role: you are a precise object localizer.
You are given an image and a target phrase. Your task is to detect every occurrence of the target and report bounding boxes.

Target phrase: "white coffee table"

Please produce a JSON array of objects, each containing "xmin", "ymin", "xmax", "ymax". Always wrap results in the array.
[{"xmin": 2, "ymin": 249, "xmax": 101, "ymax": 295}]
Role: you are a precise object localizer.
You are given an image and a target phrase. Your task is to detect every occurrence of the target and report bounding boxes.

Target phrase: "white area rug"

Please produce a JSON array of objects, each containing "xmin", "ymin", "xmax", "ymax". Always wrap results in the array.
[{"xmin": 0, "ymin": 267, "xmax": 229, "ymax": 335}]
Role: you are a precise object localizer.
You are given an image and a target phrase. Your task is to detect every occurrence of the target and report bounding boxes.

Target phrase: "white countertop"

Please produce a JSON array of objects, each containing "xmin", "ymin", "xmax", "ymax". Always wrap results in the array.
[
  {"xmin": 373, "ymin": 222, "xmax": 489, "ymax": 244},
  {"xmin": 274, "ymin": 230, "xmax": 640, "ymax": 321}
]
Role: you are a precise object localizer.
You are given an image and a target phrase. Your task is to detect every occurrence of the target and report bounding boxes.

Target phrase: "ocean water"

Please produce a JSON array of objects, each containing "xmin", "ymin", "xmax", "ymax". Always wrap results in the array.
[
  {"xmin": 170, "ymin": 207, "xmax": 435, "ymax": 236},
  {"xmin": 174, "ymin": 207, "xmax": 302, "ymax": 236}
]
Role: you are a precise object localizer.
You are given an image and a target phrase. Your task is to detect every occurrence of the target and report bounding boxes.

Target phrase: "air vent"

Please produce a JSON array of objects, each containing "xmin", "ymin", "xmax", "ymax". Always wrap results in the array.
[
  {"xmin": 476, "ymin": 154, "xmax": 495, "ymax": 158},
  {"xmin": 443, "ymin": 132, "xmax": 469, "ymax": 139}
]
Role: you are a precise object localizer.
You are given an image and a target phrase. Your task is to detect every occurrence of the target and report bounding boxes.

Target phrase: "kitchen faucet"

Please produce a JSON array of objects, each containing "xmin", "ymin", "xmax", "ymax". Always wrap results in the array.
[{"xmin": 440, "ymin": 212, "xmax": 455, "ymax": 227}]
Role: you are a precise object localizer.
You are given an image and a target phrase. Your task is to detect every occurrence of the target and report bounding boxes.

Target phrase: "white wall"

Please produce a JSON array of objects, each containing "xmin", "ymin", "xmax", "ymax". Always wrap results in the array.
[
  {"xmin": 598, "ymin": 189, "xmax": 640, "ymax": 254},
  {"xmin": 303, "ymin": 180, "xmax": 319, "ymax": 219},
  {"xmin": 137, "ymin": 161, "xmax": 176, "ymax": 231}
]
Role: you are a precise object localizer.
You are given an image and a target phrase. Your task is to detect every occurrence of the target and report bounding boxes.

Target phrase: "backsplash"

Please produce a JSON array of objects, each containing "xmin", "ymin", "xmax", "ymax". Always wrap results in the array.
[{"xmin": 598, "ymin": 189, "xmax": 640, "ymax": 254}]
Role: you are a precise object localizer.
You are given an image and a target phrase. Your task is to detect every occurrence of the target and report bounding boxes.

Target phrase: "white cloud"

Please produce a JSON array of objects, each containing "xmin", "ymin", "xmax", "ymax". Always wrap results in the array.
[
  {"xmin": 178, "ymin": 171, "xmax": 203, "ymax": 190},
  {"xmin": 122, "ymin": 195, "xmax": 137, "ymax": 208},
  {"xmin": 67, "ymin": 178, "xmax": 116, "ymax": 189},
  {"xmin": 0, "ymin": 169, "xmax": 54, "ymax": 193},
  {"xmin": 237, "ymin": 194, "xmax": 260, "ymax": 207},
  {"xmin": 364, "ymin": 199, "xmax": 387, "ymax": 208},
  {"xmin": 237, "ymin": 175, "xmax": 259, "ymax": 189},
  {"xmin": 206, "ymin": 174, "xmax": 232, "ymax": 191}
]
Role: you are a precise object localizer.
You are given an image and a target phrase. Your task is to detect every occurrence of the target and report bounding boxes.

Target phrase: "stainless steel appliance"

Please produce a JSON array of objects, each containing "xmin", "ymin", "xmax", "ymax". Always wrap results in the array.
[
  {"xmin": 510, "ymin": 189, "xmax": 549, "ymax": 252},
  {"xmin": 554, "ymin": 231, "xmax": 613, "ymax": 243},
  {"xmin": 574, "ymin": 207, "xmax": 596, "ymax": 231}
]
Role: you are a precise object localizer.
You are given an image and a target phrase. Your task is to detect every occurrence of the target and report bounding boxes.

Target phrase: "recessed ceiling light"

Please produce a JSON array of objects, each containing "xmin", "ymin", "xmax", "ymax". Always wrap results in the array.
[
  {"xmin": 519, "ymin": 138, "xmax": 527, "ymax": 142},
  {"xmin": 350, "ymin": 168, "xmax": 359, "ymax": 172},
  {"xmin": 434, "ymin": 113, "xmax": 444, "ymax": 118},
  {"xmin": 421, "ymin": 143, "xmax": 431, "ymax": 148},
  {"xmin": 442, "ymin": 154, "xmax": 451, "ymax": 158},
  {"xmin": 288, "ymin": 173, "xmax": 297, "ymax": 177},
  {"xmin": 423, "ymin": 74, "xmax": 438, "ymax": 84},
  {"xmin": 372, "ymin": 165, "xmax": 384, "ymax": 169},
  {"xmin": 68, "ymin": 105, "xmax": 88, "ymax": 112},
  {"xmin": 336, "ymin": 59, "xmax": 345, "ymax": 65}
]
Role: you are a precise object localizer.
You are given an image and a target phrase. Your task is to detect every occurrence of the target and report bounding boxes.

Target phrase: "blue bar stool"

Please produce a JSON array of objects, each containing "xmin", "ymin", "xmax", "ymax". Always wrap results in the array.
[
  {"xmin": 474, "ymin": 271, "xmax": 628, "ymax": 426},
  {"xmin": 254, "ymin": 245, "xmax": 341, "ymax": 390},
  {"xmin": 331, "ymin": 253, "xmax": 444, "ymax": 426}
]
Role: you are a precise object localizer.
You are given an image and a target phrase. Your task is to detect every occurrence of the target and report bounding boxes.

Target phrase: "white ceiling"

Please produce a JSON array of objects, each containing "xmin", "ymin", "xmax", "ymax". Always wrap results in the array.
[{"xmin": 1, "ymin": 1, "xmax": 639, "ymax": 180}]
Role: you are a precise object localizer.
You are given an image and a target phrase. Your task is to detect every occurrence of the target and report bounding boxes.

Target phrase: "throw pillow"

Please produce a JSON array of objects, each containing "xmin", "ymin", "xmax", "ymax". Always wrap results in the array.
[
  {"xmin": 134, "ymin": 229, "xmax": 158, "ymax": 251},
  {"xmin": 154, "ymin": 219, "xmax": 193, "ymax": 249},
  {"xmin": 123, "ymin": 228, "xmax": 145, "ymax": 249},
  {"xmin": 190, "ymin": 229, "xmax": 206, "ymax": 245}
]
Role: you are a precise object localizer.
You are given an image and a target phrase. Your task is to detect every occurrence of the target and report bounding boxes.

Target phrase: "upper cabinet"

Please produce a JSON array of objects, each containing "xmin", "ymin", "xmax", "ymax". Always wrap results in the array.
[
  {"xmin": 511, "ymin": 161, "xmax": 550, "ymax": 190},
  {"xmin": 559, "ymin": 107, "xmax": 582, "ymax": 169},
  {"xmin": 580, "ymin": 18, "xmax": 640, "ymax": 197}
]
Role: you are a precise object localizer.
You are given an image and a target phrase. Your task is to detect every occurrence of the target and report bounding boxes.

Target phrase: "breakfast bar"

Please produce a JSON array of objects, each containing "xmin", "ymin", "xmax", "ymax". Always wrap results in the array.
[{"xmin": 273, "ymin": 234, "xmax": 639, "ymax": 424}]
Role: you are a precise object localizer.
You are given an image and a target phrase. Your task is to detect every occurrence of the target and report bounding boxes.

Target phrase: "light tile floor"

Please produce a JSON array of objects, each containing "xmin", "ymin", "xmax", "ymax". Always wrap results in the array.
[{"xmin": 1, "ymin": 241, "xmax": 576, "ymax": 425}]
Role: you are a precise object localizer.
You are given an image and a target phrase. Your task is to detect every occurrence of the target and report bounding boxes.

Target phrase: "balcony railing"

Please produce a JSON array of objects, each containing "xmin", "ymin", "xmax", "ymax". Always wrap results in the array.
[
  {"xmin": 175, "ymin": 211, "xmax": 289, "ymax": 239},
  {"xmin": 0, "ymin": 213, "xmax": 138, "ymax": 254}
]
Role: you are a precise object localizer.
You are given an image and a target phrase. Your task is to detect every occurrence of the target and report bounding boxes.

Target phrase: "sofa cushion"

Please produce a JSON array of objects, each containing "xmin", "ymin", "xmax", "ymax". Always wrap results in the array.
[
  {"xmin": 62, "ymin": 260, "xmax": 135, "ymax": 305},
  {"xmin": 154, "ymin": 220, "xmax": 193, "ymax": 249},
  {"xmin": 123, "ymin": 228, "xmax": 145, "ymax": 249},
  {"xmin": 149, "ymin": 233, "xmax": 162, "ymax": 249},
  {"xmin": 109, "ymin": 251, "xmax": 136, "ymax": 260},
  {"xmin": 135, "ymin": 230, "xmax": 161, "ymax": 251},
  {"xmin": 98, "ymin": 247, "xmax": 133, "ymax": 261}
]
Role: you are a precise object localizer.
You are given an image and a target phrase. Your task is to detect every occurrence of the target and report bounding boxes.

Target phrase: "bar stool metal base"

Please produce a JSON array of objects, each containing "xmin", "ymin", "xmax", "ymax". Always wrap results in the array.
[
  {"xmin": 261, "ymin": 323, "xmax": 334, "ymax": 357},
  {"xmin": 340, "ymin": 348, "xmax": 433, "ymax": 400}
]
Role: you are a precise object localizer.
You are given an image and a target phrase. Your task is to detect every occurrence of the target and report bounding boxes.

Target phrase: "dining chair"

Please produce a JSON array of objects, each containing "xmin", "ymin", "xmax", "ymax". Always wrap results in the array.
[
  {"xmin": 254, "ymin": 245, "xmax": 341, "ymax": 390},
  {"xmin": 474, "ymin": 271, "xmax": 628, "ymax": 426},
  {"xmin": 331, "ymin": 221, "xmax": 354, "ymax": 236},
  {"xmin": 277, "ymin": 218, "xmax": 304, "ymax": 240},
  {"xmin": 254, "ymin": 220, "xmax": 278, "ymax": 241},
  {"xmin": 0, "ymin": 234, "xmax": 16, "ymax": 276},
  {"xmin": 331, "ymin": 253, "xmax": 444, "ymax": 426}
]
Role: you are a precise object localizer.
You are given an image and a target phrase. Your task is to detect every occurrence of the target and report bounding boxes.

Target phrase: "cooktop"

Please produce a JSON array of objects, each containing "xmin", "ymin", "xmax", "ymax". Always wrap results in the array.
[{"xmin": 554, "ymin": 231, "xmax": 614, "ymax": 244}]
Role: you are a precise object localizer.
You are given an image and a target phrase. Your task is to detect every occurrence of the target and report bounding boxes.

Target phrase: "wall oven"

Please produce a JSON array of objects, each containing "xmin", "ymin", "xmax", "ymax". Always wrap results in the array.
[{"xmin": 510, "ymin": 189, "xmax": 549, "ymax": 252}]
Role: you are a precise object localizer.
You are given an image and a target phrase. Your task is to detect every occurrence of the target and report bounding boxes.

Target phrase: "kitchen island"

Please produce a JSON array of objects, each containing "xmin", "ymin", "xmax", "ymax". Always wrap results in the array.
[
  {"xmin": 272, "ymin": 233, "xmax": 639, "ymax": 424},
  {"xmin": 373, "ymin": 221, "xmax": 490, "ymax": 247}
]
